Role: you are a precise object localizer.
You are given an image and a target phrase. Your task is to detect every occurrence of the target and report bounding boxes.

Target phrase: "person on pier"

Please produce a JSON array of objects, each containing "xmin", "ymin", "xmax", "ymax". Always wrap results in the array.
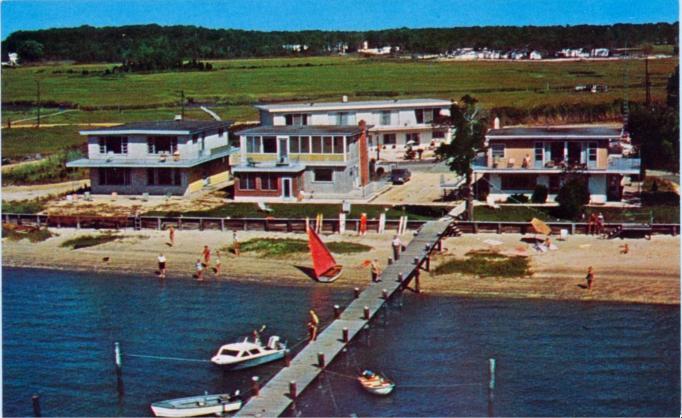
[{"xmin": 307, "ymin": 309, "xmax": 320, "ymax": 342}]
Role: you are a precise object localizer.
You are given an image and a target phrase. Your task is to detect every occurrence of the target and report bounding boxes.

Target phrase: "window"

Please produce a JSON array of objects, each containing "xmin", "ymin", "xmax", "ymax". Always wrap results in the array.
[
  {"xmin": 380, "ymin": 111, "xmax": 392, "ymax": 125},
  {"xmin": 289, "ymin": 136, "xmax": 300, "ymax": 153},
  {"xmin": 248, "ymin": 349, "xmax": 261, "ymax": 355},
  {"xmin": 335, "ymin": 112, "xmax": 356, "ymax": 125},
  {"xmin": 99, "ymin": 136, "xmax": 128, "ymax": 154},
  {"xmin": 333, "ymin": 136, "xmax": 344, "ymax": 154},
  {"xmin": 323, "ymin": 136, "xmax": 333, "ymax": 153},
  {"xmin": 147, "ymin": 169, "xmax": 182, "ymax": 185},
  {"xmin": 534, "ymin": 142, "xmax": 544, "ymax": 164},
  {"xmin": 261, "ymin": 174, "xmax": 277, "ymax": 190},
  {"xmin": 406, "ymin": 133, "xmax": 420, "ymax": 145},
  {"xmin": 415, "ymin": 108, "xmax": 435, "ymax": 124},
  {"xmin": 262, "ymin": 136, "xmax": 277, "ymax": 153},
  {"xmin": 284, "ymin": 113, "xmax": 308, "ymax": 126},
  {"xmin": 98, "ymin": 168, "xmax": 130, "ymax": 185},
  {"xmin": 157, "ymin": 169, "xmax": 173, "ymax": 185},
  {"xmin": 491, "ymin": 144, "xmax": 505, "ymax": 159},
  {"xmin": 147, "ymin": 168, "xmax": 155, "ymax": 185},
  {"xmin": 549, "ymin": 175, "xmax": 561, "ymax": 192},
  {"xmin": 246, "ymin": 136, "xmax": 260, "ymax": 153},
  {"xmin": 588, "ymin": 142, "xmax": 597, "ymax": 162},
  {"xmin": 311, "ymin": 136, "xmax": 322, "ymax": 153},
  {"xmin": 501, "ymin": 175, "xmax": 537, "ymax": 190},
  {"xmin": 220, "ymin": 349, "xmax": 240, "ymax": 357},
  {"xmin": 147, "ymin": 136, "xmax": 177, "ymax": 154},
  {"xmin": 300, "ymin": 136, "xmax": 310, "ymax": 153},
  {"xmin": 383, "ymin": 134, "xmax": 396, "ymax": 145},
  {"xmin": 433, "ymin": 130, "xmax": 445, "ymax": 139},
  {"xmin": 240, "ymin": 174, "xmax": 256, "ymax": 190},
  {"xmin": 314, "ymin": 169, "xmax": 333, "ymax": 182}
]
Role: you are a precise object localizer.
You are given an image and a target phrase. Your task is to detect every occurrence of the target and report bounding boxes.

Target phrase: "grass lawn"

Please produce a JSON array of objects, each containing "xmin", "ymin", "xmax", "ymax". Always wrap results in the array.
[
  {"xmin": 145, "ymin": 202, "xmax": 452, "ymax": 220},
  {"xmin": 1, "ymin": 126, "xmax": 84, "ymax": 159},
  {"xmin": 475, "ymin": 203, "xmax": 679, "ymax": 224},
  {"xmin": 2, "ymin": 198, "xmax": 50, "ymax": 214},
  {"xmin": 221, "ymin": 237, "xmax": 372, "ymax": 257},
  {"xmin": 433, "ymin": 249, "xmax": 532, "ymax": 278},
  {"xmin": 2, "ymin": 225, "xmax": 54, "ymax": 242},
  {"xmin": 60, "ymin": 233, "xmax": 124, "ymax": 249}
]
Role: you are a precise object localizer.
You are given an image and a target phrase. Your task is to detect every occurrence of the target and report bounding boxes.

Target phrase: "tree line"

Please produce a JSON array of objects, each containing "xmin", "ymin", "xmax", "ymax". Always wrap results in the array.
[{"xmin": 3, "ymin": 22, "xmax": 678, "ymax": 63}]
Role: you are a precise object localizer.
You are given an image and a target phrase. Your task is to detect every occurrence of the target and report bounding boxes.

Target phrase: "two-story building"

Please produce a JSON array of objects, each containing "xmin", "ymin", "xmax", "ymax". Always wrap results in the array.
[
  {"xmin": 231, "ymin": 122, "xmax": 371, "ymax": 201},
  {"xmin": 66, "ymin": 120, "xmax": 236, "ymax": 196},
  {"xmin": 254, "ymin": 98, "xmax": 453, "ymax": 151},
  {"xmin": 472, "ymin": 126, "xmax": 641, "ymax": 204}
]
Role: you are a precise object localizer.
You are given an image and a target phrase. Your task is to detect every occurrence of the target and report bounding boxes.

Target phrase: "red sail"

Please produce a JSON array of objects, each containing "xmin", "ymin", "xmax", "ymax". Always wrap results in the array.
[{"xmin": 307, "ymin": 227, "xmax": 340, "ymax": 280}]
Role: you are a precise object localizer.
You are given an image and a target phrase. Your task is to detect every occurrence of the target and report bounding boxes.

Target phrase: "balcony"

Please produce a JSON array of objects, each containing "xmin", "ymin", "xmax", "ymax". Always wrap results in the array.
[{"xmin": 607, "ymin": 156, "xmax": 641, "ymax": 172}]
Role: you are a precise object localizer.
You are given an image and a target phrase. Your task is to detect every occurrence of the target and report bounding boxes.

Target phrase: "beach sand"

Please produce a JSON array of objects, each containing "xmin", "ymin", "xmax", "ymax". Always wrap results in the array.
[{"xmin": 3, "ymin": 228, "xmax": 679, "ymax": 305}]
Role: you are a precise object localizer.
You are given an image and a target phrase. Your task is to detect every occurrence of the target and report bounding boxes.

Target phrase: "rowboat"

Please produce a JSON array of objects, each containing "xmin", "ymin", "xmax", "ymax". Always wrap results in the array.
[
  {"xmin": 211, "ymin": 334, "xmax": 286, "ymax": 370},
  {"xmin": 307, "ymin": 226, "xmax": 343, "ymax": 282},
  {"xmin": 150, "ymin": 391, "xmax": 242, "ymax": 417},
  {"xmin": 357, "ymin": 370, "xmax": 395, "ymax": 395}
]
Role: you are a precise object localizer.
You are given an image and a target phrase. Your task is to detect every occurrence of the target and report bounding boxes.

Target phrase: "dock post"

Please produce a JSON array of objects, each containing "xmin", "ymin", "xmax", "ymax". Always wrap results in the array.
[
  {"xmin": 354, "ymin": 287, "xmax": 360, "ymax": 299},
  {"xmin": 284, "ymin": 349, "xmax": 291, "ymax": 367},
  {"xmin": 317, "ymin": 352, "xmax": 325, "ymax": 368},
  {"xmin": 363, "ymin": 306, "xmax": 370, "ymax": 320},
  {"xmin": 32, "ymin": 394, "xmax": 41, "ymax": 417},
  {"xmin": 414, "ymin": 268, "xmax": 421, "ymax": 293},
  {"xmin": 382, "ymin": 289, "xmax": 388, "ymax": 300},
  {"xmin": 342, "ymin": 327, "xmax": 349, "ymax": 343},
  {"xmin": 397, "ymin": 272, "xmax": 403, "ymax": 283},
  {"xmin": 251, "ymin": 376, "xmax": 260, "ymax": 397},
  {"xmin": 425, "ymin": 255, "xmax": 430, "ymax": 271},
  {"xmin": 289, "ymin": 381, "xmax": 297, "ymax": 400},
  {"xmin": 114, "ymin": 341, "xmax": 124, "ymax": 396},
  {"xmin": 387, "ymin": 257, "xmax": 393, "ymax": 265},
  {"xmin": 413, "ymin": 256, "xmax": 419, "ymax": 265},
  {"xmin": 488, "ymin": 358, "xmax": 496, "ymax": 417},
  {"xmin": 333, "ymin": 304, "xmax": 341, "ymax": 319}
]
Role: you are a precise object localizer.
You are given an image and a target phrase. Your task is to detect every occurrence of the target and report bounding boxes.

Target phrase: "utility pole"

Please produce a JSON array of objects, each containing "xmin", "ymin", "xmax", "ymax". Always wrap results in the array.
[
  {"xmin": 35, "ymin": 80, "xmax": 41, "ymax": 128},
  {"xmin": 644, "ymin": 57, "xmax": 651, "ymax": 108}
]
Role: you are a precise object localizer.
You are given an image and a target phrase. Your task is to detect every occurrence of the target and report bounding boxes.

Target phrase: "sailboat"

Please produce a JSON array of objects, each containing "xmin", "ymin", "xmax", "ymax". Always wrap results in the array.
[{"xmin": 307, "ymin": 226, "xmax": 343, "ymax": 283}]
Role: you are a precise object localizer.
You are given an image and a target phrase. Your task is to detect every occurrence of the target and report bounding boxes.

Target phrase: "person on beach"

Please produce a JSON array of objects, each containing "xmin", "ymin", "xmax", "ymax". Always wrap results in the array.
[
  {"xmin": 588, "ymin": 213, "xmax": 598, "ymax": 235},
  {"xmin": 202, "ymin": 245, "xmax": 211, "ymax": 265},
  {"xmin": 370, "ymin": 259, "xmax": 382, "ymax": 283},
  {"xmin": 620, "ymin": 243, "xmax": 629, "ymax": 254},
  {"xmin": 307, "ymin": 309, "xmax": 320, "ymax": 342},
  {"xmin": 213, "ymin": 250, "xmax": 222, "ymax": 276},
  {"xmin": 168, "ymin": 225, "xmax": 175, "ymax": 247},
  {"xmin": 585, "ymin": 266, "xmax": 594, "ymax": 290},
  {"xmin": 195, "ymin": 259, "xmax": 204, "ymax": 280},
  {"xmin": 233, "ymin": 231, "xmax": 241, "ymax": 256},
  {"xmin": 597, "ymin": 212, "xmax": 605, "ymax": 236},
  {"xmin": 392, "ymin": 235, "xmax": 403, "ymax": 261},
  {"xmin": 359, "ymin": 213, "xmax": 367, "ymax": 236},
  {"xmin": 157, "ymin": 253, "xmax": 167, "ymax": 278}
]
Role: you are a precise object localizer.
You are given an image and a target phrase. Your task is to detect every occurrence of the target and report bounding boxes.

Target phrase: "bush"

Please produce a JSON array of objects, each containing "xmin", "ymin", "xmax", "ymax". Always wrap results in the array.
[
  {"xmin": 531, "ymin": 185, "xmax": 549, "ymax": 203},
  {"xmin": 555, "ymin": 177, "xmax": 590, "ymax": 219},
  {"xmin": 506, "ymin": 193, "xmax": 529, "ymax": 204}
]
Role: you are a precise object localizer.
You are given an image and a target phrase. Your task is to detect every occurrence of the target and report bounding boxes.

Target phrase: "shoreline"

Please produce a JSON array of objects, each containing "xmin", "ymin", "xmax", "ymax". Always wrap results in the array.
[{"xmin": 3, "ymin": 228, "xmax": 679, "ymax": 305}]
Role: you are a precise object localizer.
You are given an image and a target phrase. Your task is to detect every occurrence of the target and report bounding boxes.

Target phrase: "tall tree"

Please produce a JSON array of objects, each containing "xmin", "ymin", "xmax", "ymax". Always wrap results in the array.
[{"xmin": 435, "ymin": 95, "xmax": 488, "ymax": 220}]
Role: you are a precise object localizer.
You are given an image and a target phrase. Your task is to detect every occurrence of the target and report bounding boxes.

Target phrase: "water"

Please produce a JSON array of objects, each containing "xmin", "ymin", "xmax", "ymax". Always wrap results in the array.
[{"xmin": 3, "ymin": 268, "xmax": 679, "ymax": 417}]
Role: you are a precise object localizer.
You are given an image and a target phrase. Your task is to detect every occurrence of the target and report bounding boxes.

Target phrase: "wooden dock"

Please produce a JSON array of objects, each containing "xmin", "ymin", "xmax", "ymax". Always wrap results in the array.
[{"xmin": 236, "ymin": 218, "xmax": 454, "ymax": 417}]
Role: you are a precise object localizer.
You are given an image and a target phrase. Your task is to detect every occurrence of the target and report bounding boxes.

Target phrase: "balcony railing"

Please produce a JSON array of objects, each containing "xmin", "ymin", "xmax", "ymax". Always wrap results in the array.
[{"xmin": 608, "ymin": 156, "xmax": 641, "ymax": 171}]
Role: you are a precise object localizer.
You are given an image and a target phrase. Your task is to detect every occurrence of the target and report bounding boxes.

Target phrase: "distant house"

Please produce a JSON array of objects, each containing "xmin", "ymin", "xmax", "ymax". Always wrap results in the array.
[
  {"xmin": 590, "ymin": 48, "xmax": 610, "ymax": 57},
  {"xmin": 2, "ymin": 52, "xmax": 18, "ymax": 66},
  {"xmin": 66, "ymin": 120, "xmax": 235, "ymax": 196},
  {"xmin": 282, "ymin": 44, "xmax": 308, "ymax": 52},
  {"xmin": 472, "ymin": 126, "xmax": 640, "ymax": 204},
  {"xmin": 529, "ymin": 51, "xmax": 543, "ymax": 60},
  {"xmin": 358, "ymin": 41, "xmax": 396, "ymax": 55}
]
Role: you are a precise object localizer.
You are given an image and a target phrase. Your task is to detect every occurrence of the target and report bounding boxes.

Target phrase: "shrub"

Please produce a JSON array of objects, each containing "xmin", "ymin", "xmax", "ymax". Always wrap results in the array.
[
  {"xmin": 555, "ymin": 177, "xmax": 590, "ymax": 219},
  {"xmin": 531, "ymin": 184, "xmax": 548, "ymax": 203},
  {"xmin": 506, "ymin": 193, "xmax": 529, "ymax": 204}
]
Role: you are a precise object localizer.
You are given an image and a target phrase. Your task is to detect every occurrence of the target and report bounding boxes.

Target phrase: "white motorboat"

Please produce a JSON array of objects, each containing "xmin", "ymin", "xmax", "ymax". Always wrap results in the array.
[
  {"xmin": 150, "ymin": 391, "xmax": 242, "ymax": 417},
  {"xmin": 211, "ymin": 334, "xmax": 286, "ymax": 370},
  {"xmin": 358, "ymin": 370, "xmax": 395, "ymax": 395}
]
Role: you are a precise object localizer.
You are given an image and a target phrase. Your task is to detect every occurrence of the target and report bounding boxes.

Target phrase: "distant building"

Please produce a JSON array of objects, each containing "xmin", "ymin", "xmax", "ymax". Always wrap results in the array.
[
  {"xmin": 66, "ymin": 120, "xmax": 235, "ymax": 196},
  {"xmin": 590, "ymin": 48, "xmax": 610, "ymax": 57},
  {"xmin": 2, "ymin": 52, "xmax": 18, "ymax": 66},
  {"xmin": 358, "ymin": 41, "xmax": 396, "ymax": 55},
  {"xmin": 282, "ymin": 44, "xmax": 309, "ymax": 52},
  {"xmin": 529, "ymin": 51, "xmax": 543, "ymax": 60}
]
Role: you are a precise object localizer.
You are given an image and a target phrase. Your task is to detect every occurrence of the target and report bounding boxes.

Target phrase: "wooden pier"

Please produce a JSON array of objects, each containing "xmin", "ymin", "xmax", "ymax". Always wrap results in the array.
[{"xmin": 235, "ymin": 218, "xmax": 454, "ymax": 417}]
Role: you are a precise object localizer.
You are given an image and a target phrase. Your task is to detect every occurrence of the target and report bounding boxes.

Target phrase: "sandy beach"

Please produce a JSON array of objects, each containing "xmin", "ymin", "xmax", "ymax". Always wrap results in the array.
[{"xmin": 3, "ymin": 228, "xmax": 679, "ymax": 305}]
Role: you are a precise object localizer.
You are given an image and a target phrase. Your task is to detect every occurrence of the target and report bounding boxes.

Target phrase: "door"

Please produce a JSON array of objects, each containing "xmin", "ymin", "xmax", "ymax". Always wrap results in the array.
[
  {"xmin": 587, "ymin": 142, "xmax": 598, "ymax": 169},
  {"xmin": 282, "ymin": 177, "xmax": 292, "ymax": 199},
  {"xmin": 278, "ymin": 137, "xmax": 288, "ymax": 163}
]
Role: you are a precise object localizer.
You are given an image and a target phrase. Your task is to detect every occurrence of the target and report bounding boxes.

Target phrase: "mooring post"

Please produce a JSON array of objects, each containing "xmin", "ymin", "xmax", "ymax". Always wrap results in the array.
[
  {"xmin": 32, "ymin": 394, "xmax": 41, "ymax": 417},
  {"xmin": 413, "ymin": 256, "xmax": 419, "ymax": 266},
  {"xmin": 251, "ymin": 376, "xmax": 260, "ymax": 397},
  {"xmin": 284, "ymin": 349, "xmax": 291, "ymax": 367},
  {"xmin": 363, "ymin": 306, "xmax": 370, "ymax": 320},
  {"xmin": 397, "ymin": 272, "xmax": 403, "ymax": 283},
  {"xmin": 382, "ymin": 289, "xmax": 388, "ymax": 300},
  {"xmin": 425, "ymin": 255, "xmax": 430, "ymax": 271},
  {"xmin": 342, "ymin": 327, "xmax": 349, "ymax": 343},
  {"xmin": 114, "ymin": 342, "xmax": 122, "ymax": 375},
  {"xmin": 289, "ymin": 381, "xmax": 297, "ymax": 400},
  {"xmin": 333, "ymin": 304, "xmax": 341, "ymax": 319},
  {"xmin": 317, "ymin": 352, "xmax": 325, "ymax": 368},
  {"xmin": 354, "ymin": 287, "xmax": 360, "ymax": 299},
  {"xmin": 488, "ymin": 358, "xmax": 496, "ymax": 417}
]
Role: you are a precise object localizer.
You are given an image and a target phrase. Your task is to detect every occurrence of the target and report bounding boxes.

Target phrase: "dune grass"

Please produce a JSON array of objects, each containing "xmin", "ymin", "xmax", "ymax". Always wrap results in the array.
[
  {"xmin": 433, "ymin": 249, "xmax": 531, "ymax": 278},
  {"xmin": 2, "ymin": 225, "xmax": 54, "ymax": 242},
  {"xmin": 60, "ymin": 233, "xmax": 123, "ymax": 249},
  {"xmin": 223, "ymin": 238, "xmax": 371, "ymax": 257}
]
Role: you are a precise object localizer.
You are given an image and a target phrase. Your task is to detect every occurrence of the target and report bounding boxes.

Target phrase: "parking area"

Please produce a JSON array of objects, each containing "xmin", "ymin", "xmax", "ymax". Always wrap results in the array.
[{"xmin": 371, "ymin": 171, "xmax": 461, "ymax": 204}]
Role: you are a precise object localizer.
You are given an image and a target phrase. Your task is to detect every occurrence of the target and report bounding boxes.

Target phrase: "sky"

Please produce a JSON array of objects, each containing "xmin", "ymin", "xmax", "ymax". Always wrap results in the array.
[{"xmin": 1, "ymin": 0, "xmax": 679, "ymax": 39}]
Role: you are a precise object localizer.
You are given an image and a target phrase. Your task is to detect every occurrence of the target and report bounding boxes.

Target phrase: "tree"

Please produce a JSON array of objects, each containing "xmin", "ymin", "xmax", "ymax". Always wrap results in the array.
[
  {"xmin": 435, "ymin": 95, "xmax": 487, "ymax": 220},
  {"xmin": 555, "ymin": 176, "xmax": 590, "ymax": 219},
  {"xmin": 17, "ymin": 40, "xmax": 44, "ymax": 62},
  {"xmin": 629, "ymin": 105, "xmax": 679, "ymax": 172},
  {"xmin": 667, "ymin": 65, "xmax": 678, "ymax": 109}
]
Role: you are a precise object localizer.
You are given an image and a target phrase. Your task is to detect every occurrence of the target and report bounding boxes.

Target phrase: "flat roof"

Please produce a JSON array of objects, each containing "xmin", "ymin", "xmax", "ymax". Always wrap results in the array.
[
  {"xmin": 80, "ymin": 120, "xmax": 233, "ymax": 136},
  {"xmin": 487, "ymin": 126, "xmax": 622, "ymax": 139},
  {"xmin": 255, "ymin": 98, "xmax": 452, "ymax": 113},
  {"xmin": 236, "ymin": 125, "xmax": 365, "ymax": 136}
]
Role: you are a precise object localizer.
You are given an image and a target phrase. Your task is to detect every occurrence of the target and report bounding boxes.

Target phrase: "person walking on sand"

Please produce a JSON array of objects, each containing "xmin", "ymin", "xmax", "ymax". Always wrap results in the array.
[
  {"xmin": 370, "ymin": 258, "xmax": 382, "ymax": 283},
  {"xmin": 307, "ymin": 309, "xmax": 320, "ymax": 342},
  {"xmin": 588, "ymin": 213, "xmax": 598, "ymax": 235},
  {"xmin": 202, "ymin": 245, "xmax": 211, "ymax": 265},
  {"xmin": 157, "ymin": 253, "xmax": 167, "ymax": 279},
  {"xmin": 233, "ymin": 231, "xmax": 241, "ymax": 256},
  {"xmin": 392, "ymin": 235, "xmax": 403, "ymax": 261},
  {"xmin": 168, "ymin": 225, "xmax": 175, "ymax": 247},
  {"xmin": 195, "ymin": 259, "xmax": 204, "ymax": 280},
  {"xmin": 359, "ymin": 213, "xmax": 367, "ymax": 236},
  {"xmin": 585, "ymin": 266, "xmax": 594, "ymax": 290},
  {"xmin": 597, "ymin": 212, "xmax": 605, "ymax": 236},
  {"xmin": 213, "ymin": 250, "xmax": 222, "ymax": 276}
]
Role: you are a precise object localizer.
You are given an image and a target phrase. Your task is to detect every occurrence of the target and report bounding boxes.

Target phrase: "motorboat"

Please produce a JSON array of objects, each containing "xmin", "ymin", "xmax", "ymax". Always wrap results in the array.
[
  {"xmin": 150, "ymin": 391, "xmax": 242, "ymax": 417},
  {"xmin": 357, "ymin": 370, "xmax": 395, "ymax": 395},
  {"xmin": 211, "ymin": 334, "xmax": 286, "ymax": 370}
]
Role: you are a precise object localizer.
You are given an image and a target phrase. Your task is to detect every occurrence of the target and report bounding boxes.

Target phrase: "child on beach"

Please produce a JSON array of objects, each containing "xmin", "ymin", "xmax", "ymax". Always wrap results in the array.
[
  {"xmin": 195, "ymin": 259, "xmax": 204, "ymax": 280},
  {"xmin": 168, "ymin": 225, "xmax": 175, "ymax": 247},
  {"xmin": 157, "ymin": 253, "xmax": 167, "ymax": 279},
  {"xmin": 213, "ymin": 250, "xmax": 222, "ymax": 276},
  {"xmin": 233, "ymin": 231, "xmax": 241, "ymax": 256},
  {"xmin": 585, "ymin": 266, "xmax": 594, "ymax": 290},
  {"xmin": 202, "ymin": 245, "xmax": 211, "ymax": 265}
]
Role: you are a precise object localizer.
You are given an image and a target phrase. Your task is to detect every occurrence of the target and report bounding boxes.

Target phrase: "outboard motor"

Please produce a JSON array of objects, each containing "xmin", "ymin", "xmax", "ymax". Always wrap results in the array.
[{"xmin": 267, "ymin": 336, "xmax": 280, "ymax": 350}]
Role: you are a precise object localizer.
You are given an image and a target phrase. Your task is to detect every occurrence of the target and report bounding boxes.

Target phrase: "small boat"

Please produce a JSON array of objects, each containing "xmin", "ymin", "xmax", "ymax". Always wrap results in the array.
[
  {"xmin": 357, "ymin": 370, "xmax": 395, "ymax": 395},
  {"xmin": 307, "ymin": 226, "xmax": 343, "ymax": 282},
  {"xmin": 211, "ymin": 334, "xmax": 286, "ymax": 370},
  {"xmin": 150, "ymin": 391, "xmax": 242, "ymax": 417}
]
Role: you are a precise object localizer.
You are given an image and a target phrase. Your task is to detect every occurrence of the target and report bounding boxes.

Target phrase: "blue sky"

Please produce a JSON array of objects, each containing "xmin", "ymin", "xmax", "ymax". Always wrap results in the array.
[{"xmin": 2, "ymin": 0, "xmax": 678, "ymax": 39}]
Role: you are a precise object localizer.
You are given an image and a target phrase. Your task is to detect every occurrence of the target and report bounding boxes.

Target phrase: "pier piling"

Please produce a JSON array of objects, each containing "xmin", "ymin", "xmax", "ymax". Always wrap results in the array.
[
  {"xmin": 289, "ymin": 381, "xmax": 297, "ymax": 400},
  {"xmin": 251, "ymin": 376, "xmax": 260, "ymax": 397},
  {"xmin": 32, "ymin": 394, "xmax": 41, "ymax": 417},
  {"xmin": 317, "ymin": 352, "xmax": 325, "ymax": 368},
  {"xmin": 284, "ymin": 349, "xmax": 291, "ymax": 367},
  {"xmin": 333, "ymin": 305, "xmax": 341, "ymax": 319},
  {"xmin": 488, "ymin": 358, "xmax": 496, "ymax": 417},
  {"xmin": 342, "ymin": 327, "xmax": 349, "ymax": 343},
  {"xmin": 363, "ymin": 306, "xmax": 370, "ymax": 320},
  {"xmin": 397, "ymin": 272, "xmax": 403, "ymax": 283},
  {"xmin": 353, "ymin": 287, "xmax": 360, "ymax": 299}
]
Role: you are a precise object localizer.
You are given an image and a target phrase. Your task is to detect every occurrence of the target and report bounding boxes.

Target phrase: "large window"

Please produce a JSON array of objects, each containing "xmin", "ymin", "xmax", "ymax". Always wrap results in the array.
[
  {"xmin": 415, "ymin": 108, "xmax": 436, "ymax": 124},
  {"xmin": 300, "ymin": 136, "xmax": 310, "ymax": 153},
  {"xmin": 501, "ymin": 175, "xmax": 537, "ymax": 190},
  {"xmin": 262, "ymin": 136, "xmax": 277, "ymax": 153},
  {"xmin": 147, "ymin": 136, "xmax": 178, "ymax": 154},
  {"xmin": 240, "ymin": 174, "xmax": 256, "ymax": 190},
  {"xmin": 289, "ymin": 136, "xmax": 300, "ymax": 153},
  {"xmin": 313, "ymin": 169, "xmax": 333, "ymax": 182},
  {"xmin": 311, "ymin": 136, "xmax": 322, "ymax": 153},
  {"xmin": 406, "ymin": 133, "xmax": 420, "ymax": 145},
  {"xmin": 284, "ymin": 114, "xmax": 308, "ymax": 126},
  {"xmin": 323, "ymin": 136, "xmax": 333, "ymax": 154},
  {"xmin": 98, "ymin": 136, "xmax": 128, "ymax": 154},
  {"xmin": 333, "ymin": 136, "xmax": 344, "ymax": 154},
  {"xmin": 588, "ymin": 142, "xmax": 597, "ymax": 162},
  {"xmin": 491, "ymin": 144, "xmax": 505, "ymax": 159},
  {"xmin": 432, "ymin": 130, "xmax": 445, "ymax": 139},
  {"xmin": 261, "ymin": 174, "xmax": 278, "ymax": 190},
  {"xmin": 380, "ymin": 111, "xmax": 392, "ymax": 125},
  {"xmin": 98, "ymin": 168, "xmax": 130, "ymax": 185},
  {"xmin": 383, "ymin": 134, "xmax": 396, "ymax": 145},
  {"xmin": 147, "ymin": 168, "xmax": 182, "ymax": 185},
  {"xmin": 534, "ymin": 142, "xmax": 544, "ymax": 165},
  {"xmin": 246, "ymin": 136, "xmax": 260, "ymax": 153},
  {"xmin": 334, "ymin": 112, "xmax": 356, "ymax": 125}
]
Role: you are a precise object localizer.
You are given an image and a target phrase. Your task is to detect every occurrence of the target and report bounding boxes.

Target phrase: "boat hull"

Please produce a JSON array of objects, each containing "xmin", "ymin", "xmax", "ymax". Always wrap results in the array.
[
  {"xmin": 358, "ymin": 377, "xmax": 395, "ymax": 396},
  {"xmin": 150, "ymin": 396, "xmax": 241, "ymax": 417},
  {"xmin": 213, "ymin": 350, "xmax": 285, "ymax": 370}
]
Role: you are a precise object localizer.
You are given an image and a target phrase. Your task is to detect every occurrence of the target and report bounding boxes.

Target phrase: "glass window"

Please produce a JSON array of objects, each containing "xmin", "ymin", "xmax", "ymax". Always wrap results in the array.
[
  {"xmin": 240, "ymin": 174, "xmax": 256, "ymax": 190},
  {"xmin": 284, "ymin": 114, "xmax": 307, "ymax": 126},
  {"xmin": 335, "ymin": 112, "xmax": 356, "ymax": 125},
  {"xmin": 433, "ymin": 130, "xmax": 445, "ymax": 139},
  {"xmin": 314, "ymin": 169, "xmax": 333, "ymax": 182},
  {"xmin": 501, "ymin": 175, "xmax": 537, "ymax": 190},
  {"xmin": 289, "ymin": 136, "xmax": 300, "ymax": 153},
  {"xmin": 588, "ymin": 142, "xmax": 597, "ymax": 162},
  {"xmin": 534, "ymin": 142, "xmax": 544, "ymax": 162},
  {"xmin": 300, "ymin": 136, "xmax": 310, "ymax": 153},
  {"xmin": 333, "ymin": 136, "xmax": 344, "ymax": 154},
  {"xmin": 491, "ymin": 144, "xmax": 505, "ymax": 159},
  {"xmin": 248, "ymin": 349, "xmax": 261, "ymax": 355},
  {"xmin": 99, "ymin": 136, "xmax": 128, "ymax": 154},
  {"xmin": 380, "ymin": 111, "xmax": 391, "ymax": 125},
  {"xmin": 157, "ymin": 169, "xmax": 173, "ymax": 185},
  {"xmin": 262, "ymin": 136, "xmax": 277, "ymax": 153},
  {"xmin": 246, "ymin": 136, "xmax": 260, "ymax": 153},
  {"xmin": 383, "ymin": 134, "xmax": 396, "ymax": 145},
  {"xmin": 147, "ymin": 168, "xmax": 155, "ymax": 185},
  {"xmin": 406, "ymin": 133, "xmax": 420, "ymax": 145},
  {"xmin": 323, "ymin": 136, "xmax": 333, "ymax": 153},
  {"xmin": 311, "ymin": 136, "xmax": 322, "ymax": 153},
  {"xmin": 99, "ymin": 168, "xmax": 130, "ymax": 185},
  {"xmin": 220, "ymin": 349, "xmax": 240, "ymax": 357},
  {"xmin": 415, "ymin": 109, "xmax": 435, "ymax": 124},
  {"xmin": 261, "ymin": 174, "xmax": 277, "ymax": 190},
  {"xmin": 415, "ymin": 109, "xmax": 424, "ymax": 124},
  {"xmin": 148, "ymin": 136, "xmax": 177, "ymax": 154}
]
